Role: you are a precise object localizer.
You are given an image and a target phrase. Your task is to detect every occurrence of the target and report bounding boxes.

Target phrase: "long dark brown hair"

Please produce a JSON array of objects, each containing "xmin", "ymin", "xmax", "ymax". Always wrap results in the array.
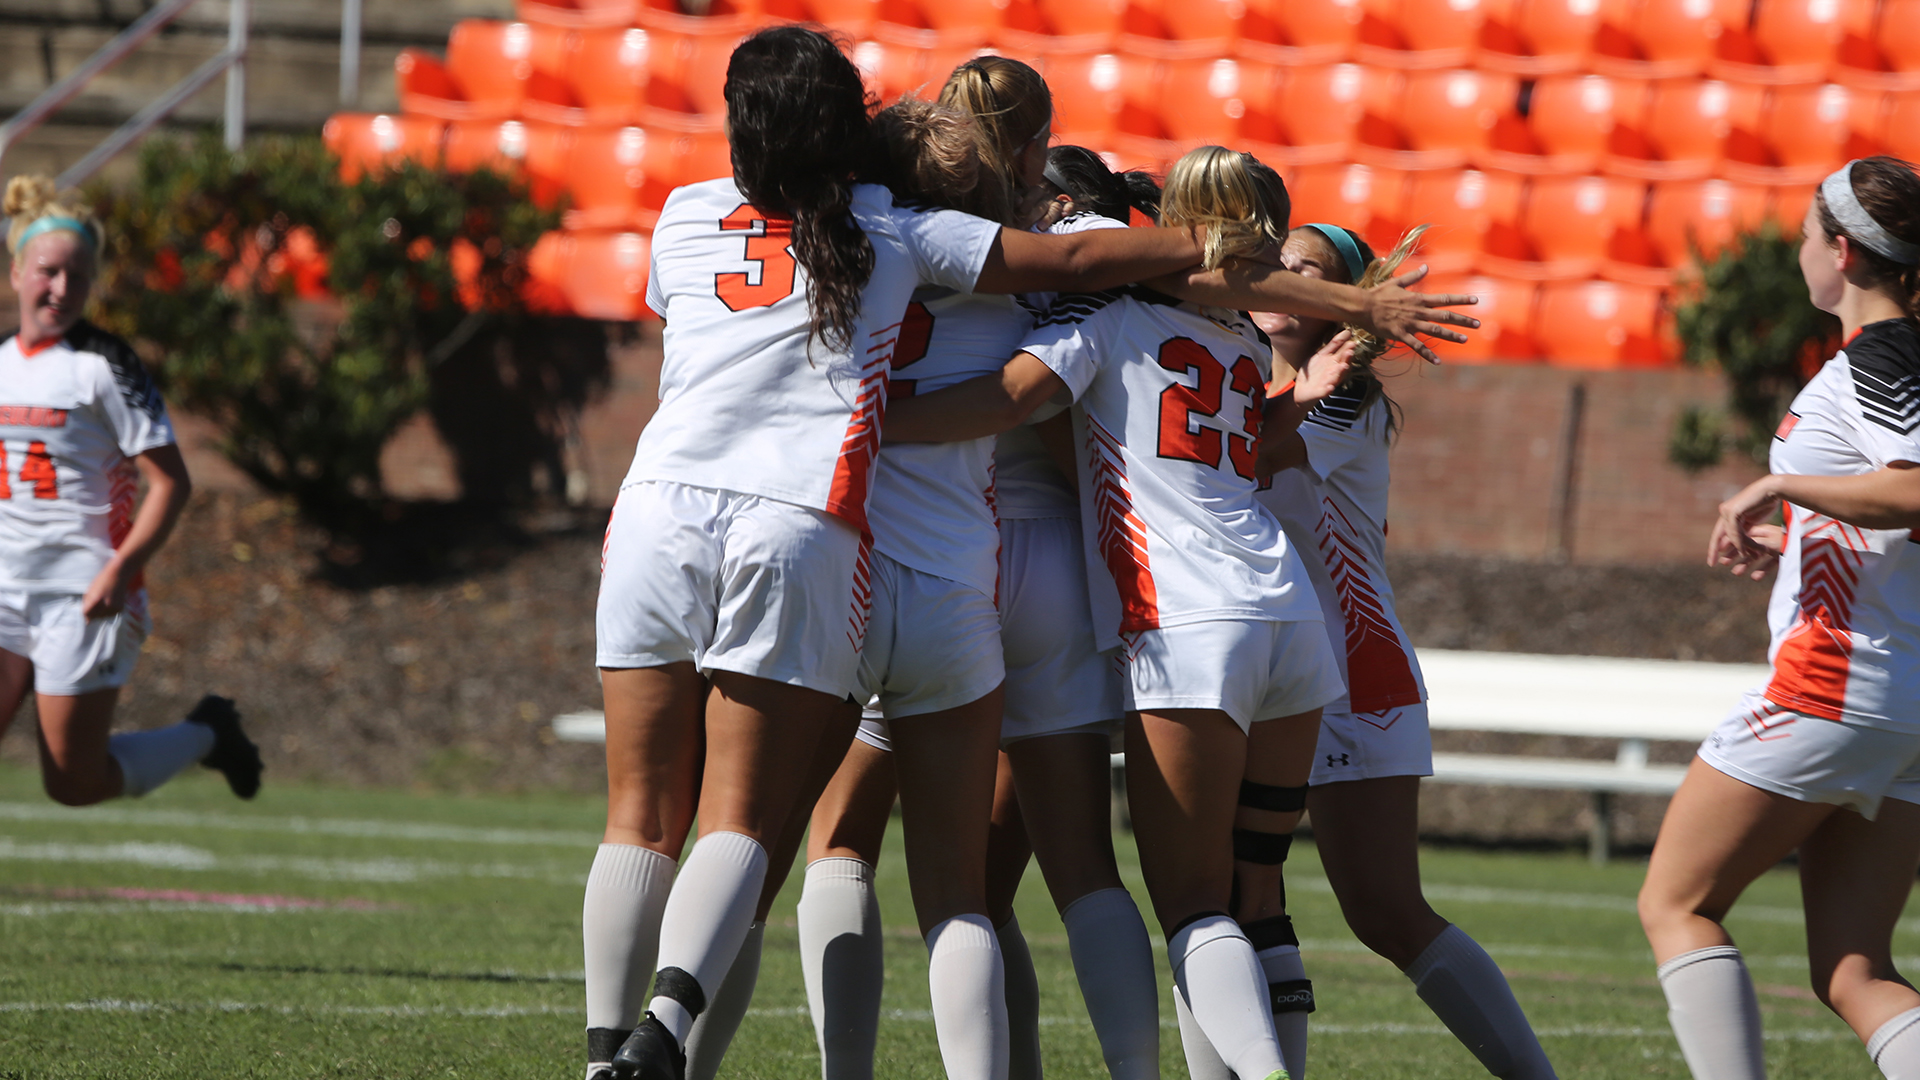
[{"xmin": 724, "ymin": 26, "xmax": 876, "ymax": 352}]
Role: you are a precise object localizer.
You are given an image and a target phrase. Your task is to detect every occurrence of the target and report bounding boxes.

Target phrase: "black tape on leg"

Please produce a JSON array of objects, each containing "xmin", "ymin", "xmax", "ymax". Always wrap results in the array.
[
  {"xmin": 650, "ymin": 965, "xmax": 707, "ymax": 1019},
  {"xmin": 1269, "ymin": 978, "xmax": 1316, "ymax": 1015},
  {"xmin": 1241, "ymin": 915, "xmax": 1299, "ymax": 952},
  {"xmin": 1239, "ymin": 780, "xmax": 1307, "ymax": 813},
  {"xmin": 1233, "ymin": 829, "xmax": 1294, "ymax": 865}
]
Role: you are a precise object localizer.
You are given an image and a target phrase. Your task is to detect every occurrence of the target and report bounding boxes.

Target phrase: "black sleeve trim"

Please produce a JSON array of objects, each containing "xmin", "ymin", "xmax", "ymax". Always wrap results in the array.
[
  {"xmin": 1847, "ymin": 319, "xmax": 1920, "ymax": 436},
  {"xmin": 1303, "ymin": 381, "xmax": 1367, "ymax": 432},
  {"xmin": 68, "ymin": 320, "xmax": 166, "ymax": 422}
]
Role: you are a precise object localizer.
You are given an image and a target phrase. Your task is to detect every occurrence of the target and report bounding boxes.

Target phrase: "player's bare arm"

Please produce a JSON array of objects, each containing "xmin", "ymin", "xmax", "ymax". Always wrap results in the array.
[
  {"xmin": 82, "ymin": 444, "xmax": 191, "ymax": 618},
  {"xmin": 973, "ymin": 225, "xmax": 1204, "ymax": 295},
  {"xmin": 883, "ymin": 352, "xmax": 1067, "ymax": 443},
  {"xmin": 1255, "ymin": 331, "xmax": 1356, "ymax": 480},
  {"xmin": 1709, "ymin": 462, "xmax": 1920, "ymax": 577}
]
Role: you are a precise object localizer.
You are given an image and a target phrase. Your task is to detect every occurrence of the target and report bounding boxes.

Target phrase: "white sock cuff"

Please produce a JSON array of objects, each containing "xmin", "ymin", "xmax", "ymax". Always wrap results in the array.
[
  {"xmin": 695, "ymin": 830, "xmax": 769, "ymax": 873},
  {"xmin": 926, "ymin": 913, "xmax": 998, "ymax": 958},
  {"xmin": 587, "ymin": 843, "xmax": 677, "ymax": 892},
  {"xmin": 1656, "ymin": 945, "xmax": 1747, "ymax": 984},
  {"xmin": 1870, "ymin": 1006, "xmax": 1920, "ymax": 1064},
  {"xmin": 1060, "ymin": 887, "xmax": 1133, "ymax": 926},
  {"xmin": 804, "ymin": 856, "xmax": 875, "ymax": 888},
  {"xmin": 1407, "ymin": 923, "xmax": 1484, "ymax": 985},
  {"xmin": 1168, "ymin": 914, "xmax": 1247, "ymax": 980}
]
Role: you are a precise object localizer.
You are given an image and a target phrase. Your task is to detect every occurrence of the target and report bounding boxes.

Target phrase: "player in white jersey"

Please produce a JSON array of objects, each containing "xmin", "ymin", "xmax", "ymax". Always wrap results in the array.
[
  {"xmin": 1639, "ymin": 157, "xmax": 1920, "ymax": 1080},
  {"xmin": 0, "ymin": 176, "xmax": 259, "ymax": 811},
  {"xmin": 588, "ymin": 28, "xmax": 1252, "ymax": 1080},
  {"xmin": 1190, "ymin": 223, "xmax": 1553, "ymax": 1080}
]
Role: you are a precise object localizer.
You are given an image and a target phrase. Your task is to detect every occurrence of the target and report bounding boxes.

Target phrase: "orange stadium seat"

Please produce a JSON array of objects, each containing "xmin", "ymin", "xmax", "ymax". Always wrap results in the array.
[
  {"xmin": 1593, "ymin": 0, "xmax": 1752, "ymax": 78},
  {"xmin": 569, "ymin": 27, "xmax": 651, "ymax": 125},
  {"xmin": 1490, "ymin": 73, "xmax": 1648, "ymax": 171},
  {"xmin": 920, "ymin": 40, "xmax": 1000, "ymax": 92},
  {"xmin": 1273, "ymin": 63, "xmax": 1398, "ymax": 157},
  {"xmin": 1142, "ymin": 0, "xmax": 1247, "ymax": 44},
  {"xmin": 443, "ymin": 119, "xmax": 574, "ymax": 206},
  {"xmin": 1402, "ymin": 169, "xmax": 1524, "ymax": 272},
  {"xmin": 1884, "ymin": 91, "xmax": 1920, "ymax": 162},
  {"xmin": 1608, "ymin": 78, "xmax": 1764, "ymax": 179},
  {"xmin": 1423, "ymin": 274, "xmax": 1540, "ymax": 361},
  {"xmin": 323, "ymin": 113, "xmax": 446, "ymax": 181},
  {"xmin": 806, "ymin": 0, "xmax": 886, "ymax": 33},
  {"xmin": 1157, "ymin": 57, "xmax": 1284, "ymax": 144},
  {"xmin": 1353, "ymin": 0, "xmax": 1497, "ymax": 68},
  {"xmin": 1393, "ymin": 69, "xmax": 1519, "ymax": 159},
  {"xmin": 1769, "ymin": 182, "xmax": 1818, "ymax": 230},
  {"xmin": 641, "ymin": 24, "xmax": 743, "ymax": 117},
  {"xmin": 1287, "ymin": 162, "xmax": 1409, "ymax": 250},
  {"xmin": 1030, "ymin": 0, "xmax": 1132, "ymax": 42},
  {"xmin": 564, "ymin": 125, "xmax": 731, "ymax": 230},
  {"xmin": 1238, "ymin": 0, "xmax": 1365, "ymax": 63},
  {"xmin": 394, "ymin": 50, "xmax": 469, "ymax": 120},
  {"xmin": 516, "ymin": 0, "xmax": 638, "ymax": 28},
  {"xmin": 523, "ymin": 230, "xmax": 574, "ymax": 314},
  {"xmin": 1714, "ymin": 0, "xmax": 1875, "ymax": 83},
  {"xmin": 1534, "ymin": 280, "xmax": 1668, "ymax": 366},
  {"xmin": 1644, "ymin": 177, "xmax": 1769, "ymax": 266},
  {"xmin": 1728, "ymin": 82, "xmax": 1886, "ymax": 183},
  {"xmin": 1882, "ymin": 0, "xmax": 1920, "ymax": 74},
  {"xmin": 444, "ymin": 20, "xmax": 574, "ymax": 121},
  {"xmin": 1502, "ymin": 174, "xmax": 1648, "ymax": 276},
  {"xmin": 850, "ymin": 35, "xmax": 933, "ymax": 103},
  {"xmin": 1042, "ymin": 50, "xmax": 1160, "ymax": 140},
  {"xmin": 565, "ymin": 231, "xmax": 656, "ymax": 321},
  {"xmin": 1480, "ymin": 0, "xmax": 1609, "ymax": 74},
  {"xmin": 636, "ymin": 0, "xmax": 758, "ymax": 29}
]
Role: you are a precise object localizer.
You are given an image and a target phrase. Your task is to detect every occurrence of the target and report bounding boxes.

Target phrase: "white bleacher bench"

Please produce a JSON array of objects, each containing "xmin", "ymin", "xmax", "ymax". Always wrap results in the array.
[{"xmin": 553, "ymin": 650, "xmax": 1770, "ymax": 864}]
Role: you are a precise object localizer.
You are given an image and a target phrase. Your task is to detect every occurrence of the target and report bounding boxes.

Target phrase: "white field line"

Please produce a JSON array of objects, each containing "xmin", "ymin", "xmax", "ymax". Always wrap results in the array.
[
  {"xmin": 0, "ymin": 901, "xmax": 385, "ymax": 917},
  {"xmin": 0, "ymin": 837, "xmax": 581, "ymax": 884},
  {"xmin": 0, "ymin": 1000, "xmax": 1854, "ymax": 1040},
  {"xmin": 0, "ymin": 801, "xmax": 589, "ymax": 847}
]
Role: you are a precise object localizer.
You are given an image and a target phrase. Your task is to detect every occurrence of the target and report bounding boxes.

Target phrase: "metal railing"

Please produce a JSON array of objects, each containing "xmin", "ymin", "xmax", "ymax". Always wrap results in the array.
[{"xmin": 0, "ymin": 0, "xmax": 250, "ymax": 188}]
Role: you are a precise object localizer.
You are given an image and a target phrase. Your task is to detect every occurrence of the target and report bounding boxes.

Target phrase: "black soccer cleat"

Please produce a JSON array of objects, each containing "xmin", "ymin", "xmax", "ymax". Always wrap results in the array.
[
  {"xmin": 185, "ymin": 694, "xmax": 262, "ymax": 800},
  {"xmin": 610, "ymin": 1014, "xmax": 685, "ymax": 1080}
]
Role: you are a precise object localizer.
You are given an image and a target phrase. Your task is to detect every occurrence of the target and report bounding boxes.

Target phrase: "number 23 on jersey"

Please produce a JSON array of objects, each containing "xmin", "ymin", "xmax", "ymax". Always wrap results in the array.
[
  {"xmin": 0, "ymin": 441, "xmax": 58, "ymax": 500},
  {"xmin": 1155, "ymin": 336, "xmax": 1264, "ymax": 482}
]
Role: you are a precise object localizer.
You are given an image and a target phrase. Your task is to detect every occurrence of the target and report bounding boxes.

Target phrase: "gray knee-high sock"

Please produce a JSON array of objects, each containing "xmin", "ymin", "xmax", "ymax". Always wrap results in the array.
[
  {"xmin": 1062, "ymin": 889, "xmax": 1160, "ymax": 1080},
  {"xmin": 798, "ymin": 857, "xmax": 884, "ymax": 1080},
  {"xmin": 108, "ymin": 721, "xmax": 215, "ymax": 797},
  {"xmin": 685, "ymin": 920, "xmax": 764, "ymax": 1080},
  {"xmin": 1870, "ymin": 1006, "xmax": 1920, "ymax": 1080},
  {"xmin": 997, "ymin": 914, "xmax": 1043, "ymax": 1080},
  {"xmin": 926, "ymin": 913, "xmax": 1010, "ymax": 1080},
  {"xmin": 647, "ymin": 831, "xmax": 768, "ymax": 1047},
  {"xmin": 583, "ymin": 843, "xmax": 677, "ymax": 1075},
  {"xmin": 1655, "ymin": 945, "xmax": 1764, "ymax": 1080},
  {"xmin": 1173, "ymin": 981, "xmax": 1232, "ymax": 1080},
  {"xmin": 1408, "ymin": 925, "xmax": 1557, "ymax": 1079}
]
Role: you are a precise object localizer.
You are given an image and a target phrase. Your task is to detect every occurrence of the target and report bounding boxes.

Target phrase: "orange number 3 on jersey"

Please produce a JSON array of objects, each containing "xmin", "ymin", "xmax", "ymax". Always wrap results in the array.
[{"xmin": 714, "ymin": 204, "xmax": 798, "ymax": 311}]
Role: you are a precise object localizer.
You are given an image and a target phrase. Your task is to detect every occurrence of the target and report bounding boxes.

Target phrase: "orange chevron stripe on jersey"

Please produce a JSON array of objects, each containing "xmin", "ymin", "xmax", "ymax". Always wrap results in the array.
[
  {"xmin": 1317, "ymin": 497, "xmax": 1422, "ymax": 715},
  {"xmin": 106, "ymin": 457, "xmax": 143, "ymax": 590},
  {"xmin": 823, "ymin": 324, "xmax": 898, "ymax": 536},
  {"xmin": 1086, "ymin": 415, "xmax": 1161, "ymax": 634},
  {"xmin": 1766, "ymin": 513, "xmax": 1868, "ymax": 721}
]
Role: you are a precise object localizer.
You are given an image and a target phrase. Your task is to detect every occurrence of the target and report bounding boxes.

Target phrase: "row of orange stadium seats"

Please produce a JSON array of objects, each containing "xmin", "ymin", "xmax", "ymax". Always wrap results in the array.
[
  {"xmin": 525, "ymin": 229, "xmax": 658, "ymax": 320},
  {"xmin": 1424, "ymin": 276, "xmax": 1674, "ymax": 367},
  {"xmin": 507, "ymin": 0, "xmax": 1920, "ymax": 84}
]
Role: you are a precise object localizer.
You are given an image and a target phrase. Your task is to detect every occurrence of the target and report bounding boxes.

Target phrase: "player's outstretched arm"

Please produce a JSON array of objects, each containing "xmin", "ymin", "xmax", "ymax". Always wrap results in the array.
[
  {"xmin": 973, "ymin": 226, "xmax": 1203, "ymax": 296},
  {"xmin": 81, "ymin": 444, "xmax": 192, "ymax": 618},
  {"xmin": 1145, "ymin": 263, "xmax": 1480, "ymax": 364},
  {"xmin": 884, "ymin": 352, "xmax": 1069, "ymax": 444}
]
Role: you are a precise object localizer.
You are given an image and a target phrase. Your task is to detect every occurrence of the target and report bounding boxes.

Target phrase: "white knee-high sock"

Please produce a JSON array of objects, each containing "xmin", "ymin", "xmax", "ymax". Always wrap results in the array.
[
  {"xmin": 926, "ymin": 913, "xmax": 1010, "ymax": 1080},
  {"xmin": 1655, "ymin": 945, "xmax": 1764, "ymax": 1080},
  {"xmin": 685, "ymin": 920, "xmax": 763, "ymax": 1080},
  {"xmin": 1870, "ymin": 1006, "xmax": 1920, "ymax": 1080},
  {"xmin": 583, "ymin": 843, "xmax": 677, "ymax": 1073},
  {"xmin": 647, "ymin": 831, "xmax": 768, "ymax": 1046},
  {"xmin": 1062, "ymin": 888, "xmax": 1160, "ymax": 1080},
  {"xmin": 798, "ymin": 858, "xmax": 885, "ymax": 1080},
  {"xmin": 1408, "ymin": 925, "xmax": 1557, "ymax": 1079},
  {"xmin": 997, "ymin": 914, "xmax": 1043, "ymax": 1080},
  {"xmin": 1257, "ymin": 942, "xmax": 1310, "ymax": 1080},
  {"xmin": 1169, "ymin": 915, "xmax": 1285, "ymax": 1080},
  {"xmin": 1173, "ymin": 982, "xmax": 1232, "ymax": 1080},
  {"xmin": 108, "ymin": 722, "xmax": 215, "ymax": 797}
]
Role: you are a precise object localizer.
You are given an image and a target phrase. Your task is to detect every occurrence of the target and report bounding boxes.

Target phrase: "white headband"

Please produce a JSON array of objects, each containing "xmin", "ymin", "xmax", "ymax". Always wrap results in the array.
[{"xmin": 1821, "ymin": 160, "xmax": 1920, "ymax": 266}]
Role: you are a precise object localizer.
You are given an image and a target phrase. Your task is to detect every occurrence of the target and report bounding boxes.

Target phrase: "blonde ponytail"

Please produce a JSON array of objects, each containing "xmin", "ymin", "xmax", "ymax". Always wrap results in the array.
[
  {"xmin": 1158, "ymin": 147, "xmax": 1289, "ymax": 270},
  {"xmin": 5, "ymin": 174, "xmax": 104, "ymax": 257},
  {"xmin": 936, "ymin": 56, "xmax": 1051, "ymax": 227}
]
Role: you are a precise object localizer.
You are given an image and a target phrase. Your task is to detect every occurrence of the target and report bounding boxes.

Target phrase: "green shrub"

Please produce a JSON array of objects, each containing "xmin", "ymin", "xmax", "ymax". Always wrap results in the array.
[
  {"xmin": 1669, "ymin": 223, "xmax": 1838, "ymax": 470},
  {"xmin": 86, "ymin": 133, "xmax": 581, "ymax": 536}
]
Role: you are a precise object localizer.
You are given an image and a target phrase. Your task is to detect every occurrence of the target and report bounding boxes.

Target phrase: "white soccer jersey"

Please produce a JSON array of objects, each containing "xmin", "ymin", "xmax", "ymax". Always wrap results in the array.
[
  {"xmin": 632, "ymin": 179, "xmax": 1001, "ymax": 533},
  {"xmin": 1021, "ymin": 289, "xmax": 1322, "ymax": 652},
  {"xmin": 867, "ymin": 289, "xmax": 1031, "ymax": 598},
  {"xmin": 1761, "ymin": 318, "xmax": 1920, "ymax": 732},
  {"xmin": 0, "ymin": 322, "xmax": 175, "ymax": 593},
  {"xmin": 995, "ymin": 212, "xmax": 1128, "ymax": 521},
  {"xmin": 1257, "ymin": 385, "xmax": 1425, "ymax": 716}
]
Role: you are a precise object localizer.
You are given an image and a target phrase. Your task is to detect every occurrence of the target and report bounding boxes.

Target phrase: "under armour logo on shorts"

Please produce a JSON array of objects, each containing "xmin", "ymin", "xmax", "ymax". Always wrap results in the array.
[{"xmin": 1326, "ymin": 753, "xmax": 1350, "ymax": 767}]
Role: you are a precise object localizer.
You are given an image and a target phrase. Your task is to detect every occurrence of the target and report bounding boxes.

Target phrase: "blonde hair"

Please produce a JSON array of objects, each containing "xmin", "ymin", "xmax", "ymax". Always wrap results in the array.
[
  {"xmin": 873, "ymin": 98, "xmax": 1009, "ymax": 223},
  {"xmin": 936, "ymin": 56, "xmax": 1051, "ymax": 227},
  {"xmin": 5, "ymin": 175, "xmax": 103, "ymax": 259},
  {"xmin": 1159, "ymin": 147, "xmax": 1289, "ymax": 270}
]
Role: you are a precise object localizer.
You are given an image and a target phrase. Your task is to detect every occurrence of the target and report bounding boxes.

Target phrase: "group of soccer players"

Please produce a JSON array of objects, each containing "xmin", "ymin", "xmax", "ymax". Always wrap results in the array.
[{"xmin": 5, "ymin": 20, "xmax": 1920, "ymax": 1080}]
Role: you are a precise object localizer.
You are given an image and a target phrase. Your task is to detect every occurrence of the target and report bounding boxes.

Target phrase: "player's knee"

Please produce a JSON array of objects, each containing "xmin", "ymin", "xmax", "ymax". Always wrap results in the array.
[{"xmin": 43, "ymin": 771, "xmax": 111, "ymax": 806}]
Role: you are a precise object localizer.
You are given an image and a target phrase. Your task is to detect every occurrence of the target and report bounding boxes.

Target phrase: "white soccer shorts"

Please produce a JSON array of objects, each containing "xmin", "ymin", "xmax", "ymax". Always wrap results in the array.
[
  {"xmin": 998, "ymin": 516, "xmax": 1123, "ymax": 745},
  {"xmin": 0, "ymin": 588, "xmax": 149, "ymax": 697},
  {"xmin": 1308, "ymin": 702, "xmax": 1435, "ymax": 786},
  {"xmin": 1698, "ymin": 691, "xmax": 1920, "ymax": 819},
  {"xmin": 596, "ymin": 480, "xmax": 870, "ymax": 698},
  {"xmin": 1124, "ymin": 618, "xmax": 1345, "ymax": 734},
  {"xmin": 855, "ymin": 551, "xmax": 1004, "ymax": 721}
]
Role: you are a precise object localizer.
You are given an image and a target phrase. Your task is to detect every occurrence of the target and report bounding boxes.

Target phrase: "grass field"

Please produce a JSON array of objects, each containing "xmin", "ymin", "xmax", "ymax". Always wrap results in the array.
[{"xmin": 0, "ymin": 763, "xmax": 1906, "ymax": 1079}]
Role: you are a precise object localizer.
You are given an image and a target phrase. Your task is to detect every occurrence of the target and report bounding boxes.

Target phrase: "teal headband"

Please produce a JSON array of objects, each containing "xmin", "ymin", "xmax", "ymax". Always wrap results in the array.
[
  {"xmin": 1302, "ymin": 223, "xmax": 1366, "ymax": 284},
  {"xmin": 14, "ymin": 215, "xmax": 97, "ymax": 255}
]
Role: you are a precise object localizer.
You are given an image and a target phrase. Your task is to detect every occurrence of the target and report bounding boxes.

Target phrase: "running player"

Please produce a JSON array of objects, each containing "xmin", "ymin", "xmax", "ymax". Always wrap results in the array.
[
  {"xmin": 588, "ymin": 27, "xmax": 1231, "ymax": 1080},
  {"xmin": 888, "ymin": 146, "xmax": 1373, "ymax": 1080},
  {"xmin": 0, "ymin": 175, "xmax": 259, "ymax": 809},
  {"xmin": 1641, "ymin": 156, "xmax": 1920, "ymax": 1080},
  {"xmin": 1177, "ymin": 223, "xmax": 1557, "ymax": 1080}
]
